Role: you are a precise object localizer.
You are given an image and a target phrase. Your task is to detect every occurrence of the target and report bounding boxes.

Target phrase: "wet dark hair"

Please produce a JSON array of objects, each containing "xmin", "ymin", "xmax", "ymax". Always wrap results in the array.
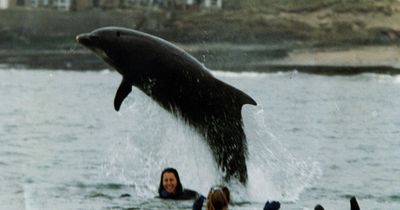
[
  {"xmin": 158, "ymin": 167, "xmax": 183, "ymax": 196},
  {"xmin": 207, "ymin": 186, "xmax": 230, "ymax": 210},
  {"xmin": 209, "ymin": 185, "xmax": 230, "ymax": 203}
]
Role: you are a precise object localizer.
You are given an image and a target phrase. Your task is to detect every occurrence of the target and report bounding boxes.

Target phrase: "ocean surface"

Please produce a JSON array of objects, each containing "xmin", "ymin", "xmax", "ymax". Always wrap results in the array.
[{"xmin": 1, "ymin": 67, "xmax": 399, "ymax": 210}]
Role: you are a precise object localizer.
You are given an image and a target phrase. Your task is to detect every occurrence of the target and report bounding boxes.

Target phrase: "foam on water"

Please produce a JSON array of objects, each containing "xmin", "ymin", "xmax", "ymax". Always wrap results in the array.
[
  {"xmin": 211, "ymin": 70, "xmax": 271, "ymax": 78},
  {"xmin": 211, "ymin": 70, "xmax": 301, "ymax": 79},
  {"xmin": 394, "ymin": 74, "xmax": 400, "ymax": 84}
]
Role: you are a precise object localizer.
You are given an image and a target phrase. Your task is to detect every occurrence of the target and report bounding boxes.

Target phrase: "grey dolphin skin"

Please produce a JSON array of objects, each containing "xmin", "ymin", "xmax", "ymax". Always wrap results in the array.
[{"xmin": 76, "ymin": 27, "xmax": 257, "ymax": 184}]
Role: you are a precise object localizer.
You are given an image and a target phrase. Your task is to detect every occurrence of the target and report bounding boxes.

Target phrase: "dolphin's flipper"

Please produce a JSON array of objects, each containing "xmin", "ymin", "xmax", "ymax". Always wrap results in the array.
[
  {"xmin": 114, "ymin": 78, "xmax": 132, "ymax": 111},
  {"xmin": 350, "ymin": 196, "xmax": 360, "ymax": 210}
]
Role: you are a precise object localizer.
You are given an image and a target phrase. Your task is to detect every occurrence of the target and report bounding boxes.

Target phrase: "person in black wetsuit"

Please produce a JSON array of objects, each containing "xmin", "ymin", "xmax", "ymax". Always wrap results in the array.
[{"xmin": 158, "ymin": 167, "xmax": 199, "ymax": 200}]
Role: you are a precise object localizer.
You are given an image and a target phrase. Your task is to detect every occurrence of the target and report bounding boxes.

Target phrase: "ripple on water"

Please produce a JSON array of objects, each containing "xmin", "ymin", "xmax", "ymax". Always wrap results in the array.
[
  {"xmin": 75, "ymin": 182, "xmax": 135, "ymax": 191},
  {"xmin": 389, "ymin": 195, "xmax": 400, "ymax": 201},
  {"xmin": 85, "ymin": 192, "xmax": 114, "ymax": 200},
  {"xmin": 0, "ymin": 151, "xmax": 30, "ymax": 158}
]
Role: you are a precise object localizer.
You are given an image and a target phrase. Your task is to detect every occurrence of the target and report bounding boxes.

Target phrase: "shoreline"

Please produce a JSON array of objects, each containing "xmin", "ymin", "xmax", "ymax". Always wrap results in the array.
[{"xmin": 1, "ymin": 45, "xmax": 400, "ymax": 75}]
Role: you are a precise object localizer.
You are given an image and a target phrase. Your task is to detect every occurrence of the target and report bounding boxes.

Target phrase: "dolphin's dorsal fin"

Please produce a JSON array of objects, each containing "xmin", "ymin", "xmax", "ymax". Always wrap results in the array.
[
  {"xmin": 230, "ymin": 86, "xmax": 256, "ymax": 108},
  {"xmin": 350, "ymin": 197, "xmax": 360, "ymax": 210},
  {"xmin": 222, "ymin": 81, "xmax": 257, "ymax": 108},
  {"xmin": 240, "ymin": 91, "xmax": 257, "ymax": 106},
  {"xmin": 114, "ymin": 78, "xmax": 132, "ymax": 111}
]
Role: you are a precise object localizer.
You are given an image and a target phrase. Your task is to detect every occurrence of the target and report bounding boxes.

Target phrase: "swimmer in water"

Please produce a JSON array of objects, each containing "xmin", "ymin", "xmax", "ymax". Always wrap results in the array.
[{"xmin": 158, "ymin": 167, "xmax": 199, "ymax": 200}]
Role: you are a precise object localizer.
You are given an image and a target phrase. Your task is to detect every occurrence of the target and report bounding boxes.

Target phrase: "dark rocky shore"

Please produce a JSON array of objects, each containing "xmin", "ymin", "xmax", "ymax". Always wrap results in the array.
[{"xmin": 1, "ymin": 1, "xmax": 400, "ymax": 75}]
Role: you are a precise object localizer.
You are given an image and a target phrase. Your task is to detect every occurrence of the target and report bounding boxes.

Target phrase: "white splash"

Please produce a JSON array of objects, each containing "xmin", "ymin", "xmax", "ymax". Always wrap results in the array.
[
  {"xmin": 243, "ymin": 105, "xmax": 322, "ymax": 202},
  {"xmin": 100, "ymin": 87, "xmax": 321, "ymax": 203}
]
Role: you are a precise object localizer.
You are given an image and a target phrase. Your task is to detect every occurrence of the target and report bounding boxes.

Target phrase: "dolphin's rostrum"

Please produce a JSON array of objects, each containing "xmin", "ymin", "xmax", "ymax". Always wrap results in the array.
[{"xmin": 76, "ymin": 27, "xmax": 257, "ymax": 184}]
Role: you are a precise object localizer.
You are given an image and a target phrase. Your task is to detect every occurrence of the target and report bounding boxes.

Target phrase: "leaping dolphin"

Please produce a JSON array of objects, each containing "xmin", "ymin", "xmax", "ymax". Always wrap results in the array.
[{"xmin": 76, "ymin": 27, "xmax": 257, "ymax": 184}]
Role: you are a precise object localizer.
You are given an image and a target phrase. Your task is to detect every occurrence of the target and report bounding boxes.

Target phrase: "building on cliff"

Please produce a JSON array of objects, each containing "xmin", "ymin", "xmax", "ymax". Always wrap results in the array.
[
  {"xmin": 0, "ymin": 0, "xmax": 120, "ymax": 11},
  {"xmin": 0, "ymin": 0, "xmax": 226, "ymax": 11},
  {"xmin": 124, "ymin": 0, "xmax": 222, "ymax": 8},
  {"xmin": 0, "ymin": 0, "xmax": 16, "ymax": 9},
  {"xmin": 0, "ymin": 0, "xmax": 70, "ymax": 10}
]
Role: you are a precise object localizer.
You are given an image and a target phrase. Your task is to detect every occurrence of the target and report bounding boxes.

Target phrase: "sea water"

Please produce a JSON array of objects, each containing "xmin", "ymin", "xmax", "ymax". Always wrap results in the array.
[{"xmin": 0, "ymin": 68, "xmax": 399, "ymax": 210}]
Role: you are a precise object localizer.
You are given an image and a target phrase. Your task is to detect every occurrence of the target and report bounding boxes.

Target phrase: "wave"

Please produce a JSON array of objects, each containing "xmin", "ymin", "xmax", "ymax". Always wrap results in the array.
[
  {"xmin": 394, "ymin": 75, "xmax": 400, "ymax": 84},
  {"xmin": 211, "ymin": 70, "xmax": 299, "ymax": 78}
]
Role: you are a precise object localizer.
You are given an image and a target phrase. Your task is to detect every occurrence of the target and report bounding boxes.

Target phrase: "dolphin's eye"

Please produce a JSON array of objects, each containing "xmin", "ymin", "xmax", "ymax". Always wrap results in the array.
[{"xmin": 116, "ymin": 31, "xmax": 121, "ymax": 37}]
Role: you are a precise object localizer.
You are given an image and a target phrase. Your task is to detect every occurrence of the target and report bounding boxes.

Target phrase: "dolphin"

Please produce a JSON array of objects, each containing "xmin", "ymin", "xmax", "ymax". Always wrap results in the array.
[{"xmin": 76, "ymin": 27, "xmax": 257, "ymax": 184}]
